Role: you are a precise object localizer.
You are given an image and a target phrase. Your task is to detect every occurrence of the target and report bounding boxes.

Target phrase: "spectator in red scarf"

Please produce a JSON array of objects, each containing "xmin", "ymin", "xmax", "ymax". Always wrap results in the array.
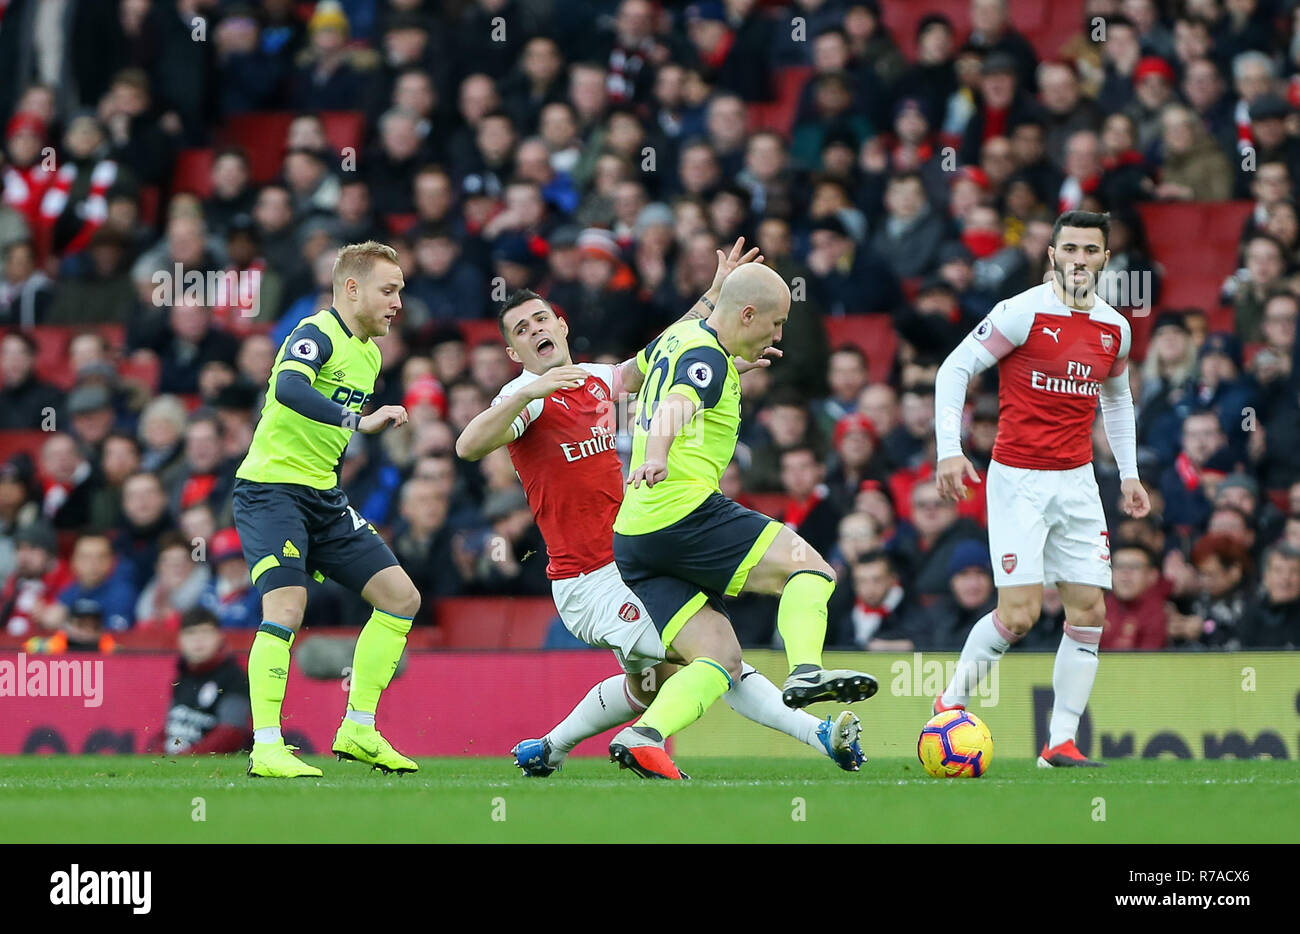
[
  {"xmin": 826, "ymin": 412, "xmax": 889, "ymax": 503},
  {"xmin": 960, "ymin": 52, "xmax": 1044, "ymax": 165},
  {"xmin": 167, "ymin": 414, "xmax": 236, "ymax": 524},
  {"xmin": 1159, "ymin": 410, "xmax": 1238, "ymax": 535},
  {"xmin": 135, "ymin": 532, "xmax": 208, "ymax": 631},
  {"xmin": 1039, "ymin": 60, "xmax": 1104, "ymax": 166},
  {"xmin": 38, "ymin": 433, "xmax": 99, "ymax": 531},
  {"xmin": 1102, "ymin": 540, "xmax": 1170, "ymax": 650},
  {"xmin": 47, "ymin": 114, "xmax": 133, "ymax": 260},
  {"xmin": 1098, "ymin": 112, "xmax": 1155, "ymax": 204},
  {"xmin": 1, "ymin": 112, "xmax": 52, "ymax": 258},
  {"xmin": 778, "ymin": 445, "xmax": 841, "ymax": 557},
  {"xmin": 831, "ymin": 550, "xmax": 925, "ymax": 651},
  {"xmin": 199, "ymin": 527, "xmax": 262, "ymax": 629}
]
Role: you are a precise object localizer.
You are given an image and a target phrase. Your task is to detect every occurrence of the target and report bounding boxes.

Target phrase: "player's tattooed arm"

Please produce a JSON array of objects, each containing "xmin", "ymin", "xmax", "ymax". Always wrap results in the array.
[{"xmin": 669, "ymin": 236, "xmax": 765, "ymax": 330}]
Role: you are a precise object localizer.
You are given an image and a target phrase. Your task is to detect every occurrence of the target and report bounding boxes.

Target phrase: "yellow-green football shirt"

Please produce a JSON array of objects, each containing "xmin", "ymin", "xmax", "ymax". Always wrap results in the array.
[
  {"xmin": 614, "ymin": 319, "xmax": 740, "ymax": 535},
  {"xmin": 236, "ymin": 307, "xmax": 381, "ymax": 489}
]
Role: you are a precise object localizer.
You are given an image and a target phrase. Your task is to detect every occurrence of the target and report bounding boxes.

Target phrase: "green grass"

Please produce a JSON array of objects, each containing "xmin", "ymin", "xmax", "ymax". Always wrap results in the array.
[{"xmin": 1, "ymin": 756, "xmax": 1297, "ymax": 843}]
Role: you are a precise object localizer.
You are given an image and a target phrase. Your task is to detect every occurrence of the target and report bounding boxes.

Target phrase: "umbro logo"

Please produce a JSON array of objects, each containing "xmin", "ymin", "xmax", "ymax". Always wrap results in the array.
[
  {"xmin": 332, "ymin": 369, "xmax": 345, "ymax": 380},
  {"xmin": 1042, "ymin": 326, "xmax": 1061, "ymax": 343},
  {"xmin": 269, "ymin": 667, "xmax": 288, "ymax": 679}
]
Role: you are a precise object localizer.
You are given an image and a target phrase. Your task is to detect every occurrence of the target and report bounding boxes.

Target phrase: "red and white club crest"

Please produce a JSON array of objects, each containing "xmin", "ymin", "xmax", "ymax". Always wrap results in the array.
[
  {"xmin": 1100, "ymin": 331, "xmax": 1114, "ymax": 353},
  {"xmin": 588, "ymin": 381, "xmax": 608, "ymax": 401},
  {"xmin": 1001, "ymin": 553, "xmax": 1018, "ymax": 574},
  {"xmin": 618, "ymin": 602, "xmax": 641, "ymax": 622}
]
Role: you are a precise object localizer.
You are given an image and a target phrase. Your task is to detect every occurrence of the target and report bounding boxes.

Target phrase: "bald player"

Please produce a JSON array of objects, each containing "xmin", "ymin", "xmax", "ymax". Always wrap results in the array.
[{"xmin": 609, "ymin": 262, "xmax": 879, "ymax": 779}]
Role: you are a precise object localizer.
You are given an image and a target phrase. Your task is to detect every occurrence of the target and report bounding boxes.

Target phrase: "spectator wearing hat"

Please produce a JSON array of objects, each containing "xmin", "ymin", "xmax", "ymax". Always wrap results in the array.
[
  {"xmin": 65, "ymin": 383, "xmax": 119, "ymax": 455},
  {"xmin": 547, "ymin": 227, "xmax": 644, "ymax": 358},
  {"xmin": 25, "ymin": 596, "xmax": 117, "ymax": 654},
  {"xmin": 1236, "ymin": 93, "xmax": 1300, "ymax": 198},
  {"xmin": 2, "ymin": 112, "xmax": 52, "ymax": 248},
  {"xmin": 136, "ymin": 532, "xmax": 209, "ymax": 630},
  {"xmin": 0, "ymin": 521, "xmax": 70, "ymax": 638},
  {"xmin": 1101, "ymin": 540, "xmax": 1170, "ymax": 650},
  {"xmin": 684, "ymin": 0, "xmax": 771, "ymax": 103},
  {"xmin": 895, "ymin": 15, "xmax": 960, "ymax": 131},
  {"xmin": 1193, "ymin": 331, "xmax": 1258, "ymax": 461},
  {"xmin": 960, "ymin": 51, "xmax": 1045, "ymax": 165},
  {"xmin": 805, "ymin": 214, "xmax": 902, "ymax": 316},
  {"xmin": 0, "ymin": 332, "xmax": 63, "ymax": 430},
  {"xmin": 826, "ymin": 412, "xmax": 889, "ymax": 503},
  {"xmin": 830, "ymin": 550, "xmax": 926, "ymax": 651},
  {"xmin": 1240, "ymin": 544, "xmax": 1300, "ymax": 648},
  {"xmin": 1121, "ymin": 55, "xmax": 1178, "ymax": 154},
  {"xmin": 198, "ymin": 527, "xmax": 261, "ymax": 629},
  {"xmin": 146, "ymin": 607, "xmax": 252, "ymax": 754},
  {"xmin": 1172, "ymin": 533, "xmax": 1254, "ymax": 650},
  {"xmin": 289, "ymin": 0, "xmax": 376, "ymax": 112},
  {"xmin": 919, "ymin": 539, "xmax": 998, "ymax": 651},
  {"xmin": 46, "ymin": 228, "xmax": 136, "ymax": 325},
  {"xmin": 214, "ymin": 5, "xmax": 289, "ymax": 117},
  {"xmin": 1181, "ymin": 56, "xmax": 1238, "ymax": 161}
]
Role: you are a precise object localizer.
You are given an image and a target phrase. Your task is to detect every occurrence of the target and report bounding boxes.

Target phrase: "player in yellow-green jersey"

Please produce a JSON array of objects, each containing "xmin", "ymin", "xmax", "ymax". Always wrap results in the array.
[
  {"xmin": 233, "ymin": 241, "xmax": 423, "ymax": 778},
  {"xmin": 609, "ymin": 263, "xmax": 878, "ymax": 779}
]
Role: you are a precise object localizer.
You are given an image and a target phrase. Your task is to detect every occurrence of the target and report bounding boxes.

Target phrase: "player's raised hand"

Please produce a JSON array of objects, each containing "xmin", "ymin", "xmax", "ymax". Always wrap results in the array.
[
  {"xmin": 1120, "ymin": 478, "xmax": 1151, "ymax": 518},
  {"xmin": 936, "ymin": 455, "xmax": 980, "ymax": 501},
  {"xmin": 358, "ymin": 405, "xmax": 408, "ymax": 434},
  {"xmin": 710, "ymin": 236, "xmax": 764, "ymax": 292},
  {"xmin": 628, "ymin": 458, "xmax": 668, "ymax": 488},
  {"xmin": 734, "ymin": 346, "xmax": 783, "ymax": 373},
  {"xmin": 526, "ymin": 365, "xmax": 588, "ymax": 399}
]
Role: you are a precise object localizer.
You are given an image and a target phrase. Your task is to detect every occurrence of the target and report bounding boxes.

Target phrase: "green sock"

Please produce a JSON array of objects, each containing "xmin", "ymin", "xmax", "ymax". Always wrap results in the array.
[
  {"xmin": 777, "ymin": 570, "xmax": 834, "ymax": 670},
  {"xmin": 249, "ymin": 623, "xmax": 295, "ymax": 733},
  {"xmin": 637, "ymin": 657, "xmax": 732, "ymax": 739},
  {"xmin": 347, "ymin": 608, "xmax": 413, "ymax": 715}
]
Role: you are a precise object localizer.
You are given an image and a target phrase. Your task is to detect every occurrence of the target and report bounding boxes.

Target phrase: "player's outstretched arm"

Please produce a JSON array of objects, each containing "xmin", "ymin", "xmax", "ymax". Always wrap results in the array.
[
  {"xmin": 628, "ymin": 391, "xmax": 697, "ymax": 488},
  {"xmin": 455, "ymin": 364, "xmax": 589, "ymax": 461}
]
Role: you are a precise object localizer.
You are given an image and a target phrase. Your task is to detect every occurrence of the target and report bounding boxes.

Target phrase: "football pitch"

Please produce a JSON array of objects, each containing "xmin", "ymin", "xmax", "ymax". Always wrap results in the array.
[{"xmin": 2, "ymin": 756, "xmax": 1297, "ymax": 843}]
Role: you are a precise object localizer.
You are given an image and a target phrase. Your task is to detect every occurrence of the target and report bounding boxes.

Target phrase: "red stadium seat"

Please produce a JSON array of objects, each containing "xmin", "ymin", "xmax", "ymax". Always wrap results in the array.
[
  {"xmin": 744, "ymin": 492, "xmax": 791, "ymax": 519},
  {"xmin": 461, "ymin": 320, "xmax": 504, "ymax": 347},
  {"xmin": 217, "ymin": 112, "xmax": 296, "ymax": 183},
  {"xmin": 137, "ymin": 185, "xmax": 160, "ymax": 227},
  {"xmin": 747, "ymin": 66, "xmax": 812, "ymax": 138},
  {"xmin": 319, "ymin": 110, "xmax": 366, "ymax": 155},
  {"xmin": 28, "ymin": 327, "xmax": 72, "ymax": 388},
  {"xmin": 384, "ymin": 213, "xmax": 418, "ymax": 236},
  {"xmin": 823, "ymin": 314, "xmax": 897, "ymax": 383},
  {"xmin": 1138, "ymin": 202, "xmax": 1252, "ymax": 323},
  {"xmin": 117, "ymin": 355, "xmax": 160, "ymax": 392},
  {"xmin": 172, "ymin": 148, "xmax": 215, "ymax": 197},
  {"xmin": 882, "ymin": 0, "xmax": 1082, "ymax": 61},
  {"xmin": 0, "ymin": 430, "xmax": 50, "ymax": 465}
]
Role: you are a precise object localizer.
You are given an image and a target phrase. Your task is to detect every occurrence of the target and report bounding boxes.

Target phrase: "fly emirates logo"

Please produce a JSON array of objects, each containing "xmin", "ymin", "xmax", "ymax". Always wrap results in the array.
[
  {"xmin": 1031, "ymin": 360, "xmax": 1102, "ymax": 396},
  {"xmin": 560, "ymin": 425, "xmax": 617, "ymax": 463}
]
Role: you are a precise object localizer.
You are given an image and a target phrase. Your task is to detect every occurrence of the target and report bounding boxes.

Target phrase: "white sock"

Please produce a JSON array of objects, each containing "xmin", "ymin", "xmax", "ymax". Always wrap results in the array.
[
  {"xmin": 941, "ymin": 611, "xmax": 1019, "ymax": 708},
  {"xmin": 253, "ymin": 727, "xmax": 282, "ymax": 744},
  {"xmin": 346, "ymin": 710, "xmax": 375, "ymax": 726},
  {"xmin": 1048, "ymin": 624, "xmax": 1102, "ymax": 748},
  {"xmin": 546, "ymin": 675, "xmax": 639, "ymax": 753},
  {"xmin": 724, "ymin": 662, "xmax": 821, "ymax": 749}
]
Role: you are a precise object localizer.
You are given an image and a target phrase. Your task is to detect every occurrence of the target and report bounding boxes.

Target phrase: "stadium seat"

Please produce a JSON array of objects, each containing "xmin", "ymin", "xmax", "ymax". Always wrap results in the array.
[
  {"xmin": 744, "ymin": 492, "xmax": 791, "ymax": 518},
  {"xmin": 172, "ymin": 148, "xmax": 215, "ymax": 197},
  {"xmin": 746, "ymin": 66, "xmax": 812, "ymax": 138},
  {"xmin": 384, "ymin": 213, "xmax": 418, "ymax": 236},
  {"xmin": 137, "ymin": 185, "xmax": 160, "ymax": 227},
  {"xmin": 460, "ymin": 320, "xmax": 504, "ymax": 347},
  {"xmin": 217, "ymin": 110, "xmax": 368, "ymax": 184},
  {"xmin": 117, "ymin": 355, "xmax": 161, "ymax": 393},
  {"xmin": 0, "ymin": 429, "xmax": 50, "ymax": 465},
  {"xmin": 882, "ymin": 0, "xmax": 1080, "ymax": 61},
  {"xmin": 823, "ymin": 314, "xmax": 897, "ymax": 383}
]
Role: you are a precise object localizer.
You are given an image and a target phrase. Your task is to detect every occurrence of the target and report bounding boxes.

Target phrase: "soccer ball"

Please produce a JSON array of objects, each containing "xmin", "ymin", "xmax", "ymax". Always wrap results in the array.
[{"xmin": 917, "ymin": 710, "xmax": 993, "ymax": 778}]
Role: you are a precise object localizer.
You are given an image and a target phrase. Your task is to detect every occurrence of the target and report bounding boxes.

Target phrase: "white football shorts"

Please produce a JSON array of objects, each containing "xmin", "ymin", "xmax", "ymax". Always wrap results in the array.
[
  {"xmin": 551, "ymin": 561, "xmax": 666, "ymax": 674},
  {"xmin": 985, "ymin": 460, "xmax": 1112, "ymax": 590}
]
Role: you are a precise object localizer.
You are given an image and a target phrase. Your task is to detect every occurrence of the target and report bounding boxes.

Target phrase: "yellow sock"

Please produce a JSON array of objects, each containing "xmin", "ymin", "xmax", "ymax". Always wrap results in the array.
[
  {"xmin": 347, "ymin": 608, "xmax": 413, "ymax": 715},
  {"xmin": 249, "ymin": 623, "xmax": 295, "ymax": 733},
  {"xmin": 777, "ymin": 570, "xmax": 833, "ymax": 669},
  {"xmin": 637, "ymin": 657, "xmax": 732, "ymax": 739}
]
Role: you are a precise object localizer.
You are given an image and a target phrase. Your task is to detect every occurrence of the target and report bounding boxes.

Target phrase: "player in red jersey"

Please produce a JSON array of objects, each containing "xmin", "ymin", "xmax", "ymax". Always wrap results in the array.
[
  {"xmin": 932, "ymin": 210, "xmax": 1151, "ymax": 767},
  {"xmin": 457, "ymin": 239, "xmax": 864, "ymax": 776}
]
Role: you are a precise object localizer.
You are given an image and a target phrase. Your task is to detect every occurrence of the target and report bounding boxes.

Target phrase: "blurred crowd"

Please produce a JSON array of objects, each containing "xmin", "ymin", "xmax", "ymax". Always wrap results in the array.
[{"xmin": 1, "ymin": 0, "xmax": 1299, "ymax": 653}]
